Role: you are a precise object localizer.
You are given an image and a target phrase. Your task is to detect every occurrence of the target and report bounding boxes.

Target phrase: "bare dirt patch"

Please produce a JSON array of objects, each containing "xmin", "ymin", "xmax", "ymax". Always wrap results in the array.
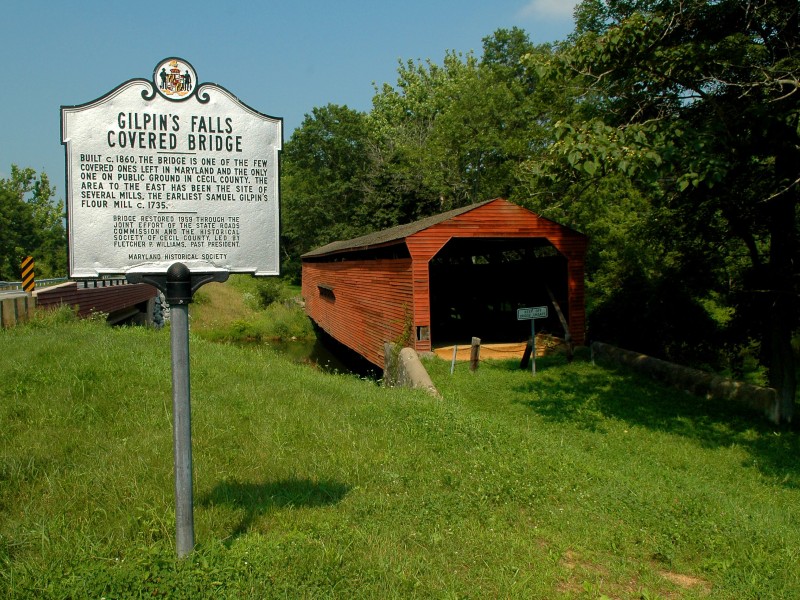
[
  {"xmin": 555, "ymin": 550, "xmax": 713, "ymax": 599},
  {"xmin": 658, "ymin": 569, "xmax": 713, "ymax": 595},
  {"xmin": 434, "ymin": 342, "xmax": 527, "ymax": 361}
]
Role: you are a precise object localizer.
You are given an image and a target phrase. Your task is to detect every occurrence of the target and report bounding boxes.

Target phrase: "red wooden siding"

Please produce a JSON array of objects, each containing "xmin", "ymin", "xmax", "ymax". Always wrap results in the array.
[
  {"xmin": 302, "ymin": 258, "xmax": 414, "ymax": 368},
  {"xmin": 302, "ymin": 199, "xmax": 587, "ymax": 369}
]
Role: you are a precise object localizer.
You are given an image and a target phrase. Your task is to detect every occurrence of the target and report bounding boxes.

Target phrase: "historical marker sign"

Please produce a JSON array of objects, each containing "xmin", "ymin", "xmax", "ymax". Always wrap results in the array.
[{"xmin": 61, "ymin": 57, "xmax": 282, "ymax": 278}]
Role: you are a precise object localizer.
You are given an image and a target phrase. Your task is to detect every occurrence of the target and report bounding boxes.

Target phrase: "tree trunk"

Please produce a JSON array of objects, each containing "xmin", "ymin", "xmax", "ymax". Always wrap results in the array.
[{"xmin": 765, "ymin": 149, "xmax": 798, "ymax": 424}]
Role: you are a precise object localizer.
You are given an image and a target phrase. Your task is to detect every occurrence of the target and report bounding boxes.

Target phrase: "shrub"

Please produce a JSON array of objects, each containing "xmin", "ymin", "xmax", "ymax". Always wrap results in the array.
[
  {"xmin": 263, "ymin": 301, "xmax": 314, "ymax": 340},
  {"xmin": 254, "ymin": 279, "xmax": 287, "ymax": 309}
]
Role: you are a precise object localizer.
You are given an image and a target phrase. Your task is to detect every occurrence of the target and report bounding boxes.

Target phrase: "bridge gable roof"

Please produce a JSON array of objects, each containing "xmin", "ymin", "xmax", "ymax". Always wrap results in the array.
[{"xmin": 301, "ymin": 198, "xmax": 584, "ymax": 259}]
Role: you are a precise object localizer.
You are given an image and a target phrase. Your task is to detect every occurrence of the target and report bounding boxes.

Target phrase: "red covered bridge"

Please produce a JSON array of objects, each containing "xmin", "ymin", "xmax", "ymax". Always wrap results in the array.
[{"xmin": 302, "ymin": 198, "xmax": 588, "ymax": 369}]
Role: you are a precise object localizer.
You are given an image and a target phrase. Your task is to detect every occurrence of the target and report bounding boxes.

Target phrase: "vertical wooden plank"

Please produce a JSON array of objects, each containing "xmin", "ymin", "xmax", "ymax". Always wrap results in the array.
[
  {"xmin": 1, "ymin": 298, "xmax": 15, "ymax": 328},
  {"xmin": 15, "ymin": 296, "xmax": 29, "ymax": 324},
  {"xmin": 470, "ymin": 337, "xmax": 481, "ymax": 372}
]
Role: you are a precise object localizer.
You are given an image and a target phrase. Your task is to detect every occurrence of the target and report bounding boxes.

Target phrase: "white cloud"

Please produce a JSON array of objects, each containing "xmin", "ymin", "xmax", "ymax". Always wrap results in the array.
[{"xmin": 518, "ymin": 0, "xmax": 579, "ymax": 20}]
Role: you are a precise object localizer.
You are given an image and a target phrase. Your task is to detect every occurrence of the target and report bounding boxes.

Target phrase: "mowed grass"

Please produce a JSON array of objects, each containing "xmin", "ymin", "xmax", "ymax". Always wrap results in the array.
[{"xmin": 1, "ymin": 311, "xmax": 799, "ymax": 598}]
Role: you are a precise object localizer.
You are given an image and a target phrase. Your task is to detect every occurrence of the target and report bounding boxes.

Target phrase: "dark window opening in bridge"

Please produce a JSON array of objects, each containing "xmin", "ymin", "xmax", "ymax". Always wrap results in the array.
[{"xmin": 318, "ymin": 284, "xmax": 335, "ymax": 300}]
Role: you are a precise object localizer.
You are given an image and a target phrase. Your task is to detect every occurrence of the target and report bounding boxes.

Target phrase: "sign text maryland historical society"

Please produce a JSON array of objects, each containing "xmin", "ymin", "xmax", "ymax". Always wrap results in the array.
[{"xmin": 61, "ymin": 57, "xmax": 282, "ymax": 277}]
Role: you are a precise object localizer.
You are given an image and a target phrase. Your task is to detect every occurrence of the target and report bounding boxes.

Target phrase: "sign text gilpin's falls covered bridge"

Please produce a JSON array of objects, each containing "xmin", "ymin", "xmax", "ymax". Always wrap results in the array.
[{"xmin": 302, "ymin": 198, "xmax": 588, "ymax": 369}]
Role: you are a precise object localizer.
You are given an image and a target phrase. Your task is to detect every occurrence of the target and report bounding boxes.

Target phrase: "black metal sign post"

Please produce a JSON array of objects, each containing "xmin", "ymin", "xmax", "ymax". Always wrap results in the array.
[{"xmin": 128, "ymin": 263, "xmax": 228, "ymax": 557}]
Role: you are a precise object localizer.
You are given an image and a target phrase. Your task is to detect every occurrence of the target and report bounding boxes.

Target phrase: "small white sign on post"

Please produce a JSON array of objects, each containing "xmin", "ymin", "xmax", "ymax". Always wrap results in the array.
[
  {"xmin": 61, "ymin": 57, "xmax": 282, "ymax": 278},
  {"xmin": 517, "ymin": 306, "xmax": 548, "ymax": 321},
  {"xmin": 517, "ymin": 306, "xmax": 549, "ymax": 376}
]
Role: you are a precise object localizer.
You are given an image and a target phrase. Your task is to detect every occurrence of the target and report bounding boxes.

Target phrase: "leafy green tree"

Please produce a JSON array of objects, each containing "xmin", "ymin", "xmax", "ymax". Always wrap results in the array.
[
  {"xmin": 0, "ymin": 166, "xmax": 66, "ymax": 281},
  {"xmin": 367, "ymin": 29, "xmax": 562, "ymax": 213},
  {"xmin": 366, "ymin": 54, "xmax": 463, "ymax": 217},
  {"xmin": 283, "ymin": 32, "xmax": 554, "ymax": 276},
  {"xmin": 280, "ymin": 104, "xmax": 372, "ymax": 280},
  {"xmin": 524, "ymin": 0, "xmax": 800, "ymax": 421}
]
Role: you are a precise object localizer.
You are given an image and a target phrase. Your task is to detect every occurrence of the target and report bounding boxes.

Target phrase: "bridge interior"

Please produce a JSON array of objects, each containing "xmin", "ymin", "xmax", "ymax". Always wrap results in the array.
[{"xmin": 428, "ymin": 237, "xmax": 568, "ymax": 346}]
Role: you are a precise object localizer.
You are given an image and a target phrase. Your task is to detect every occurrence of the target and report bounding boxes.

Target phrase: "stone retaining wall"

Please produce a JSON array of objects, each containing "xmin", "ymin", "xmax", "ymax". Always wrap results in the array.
[{"xmin": 591, "ymin": 341, "xmax": 779, "ymax": 423}]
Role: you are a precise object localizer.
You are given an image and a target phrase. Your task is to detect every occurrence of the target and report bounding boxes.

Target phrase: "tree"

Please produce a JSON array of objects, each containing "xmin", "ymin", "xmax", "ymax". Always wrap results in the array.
[
  {"xmin": 524, "ymin": 0, "xmax": 800, "ymax": 421},
  {"xmin": 368, "ymin": 29, "xmax": 562, "ymax": 212},
  {"xmin": 367, "ymin": 53, "xmax": 468, "ymax": 216},
  {"xmin": 0, "ymin": 166, "xmax": 66, "ymax": 281},
  {"xmin": 282, "ymin": 30, "xmax": 557, "ymax": 276},
  {"xmin": 280, "ymin": 105, "xmax": 372, "ymax": 280},
  {"xmin": 280, "ymin": 29, "xmax": 578, "ymax": 282}
]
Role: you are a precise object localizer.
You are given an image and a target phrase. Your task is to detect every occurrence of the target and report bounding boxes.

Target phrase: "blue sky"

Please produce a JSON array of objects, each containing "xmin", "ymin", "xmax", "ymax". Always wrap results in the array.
[{"xmin": 1, "ymin": 0, "xmax": 577, "ymax": 197}]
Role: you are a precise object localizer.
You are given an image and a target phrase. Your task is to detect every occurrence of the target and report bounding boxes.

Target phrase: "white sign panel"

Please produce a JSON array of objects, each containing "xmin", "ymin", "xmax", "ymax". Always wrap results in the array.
[
  {"xmin": 61, "ymin": 57, "xmax": 282, "ymax": 277},
  {"xmin": 517, "ymin": 306, "xmax": 548, "ymax": 320}
]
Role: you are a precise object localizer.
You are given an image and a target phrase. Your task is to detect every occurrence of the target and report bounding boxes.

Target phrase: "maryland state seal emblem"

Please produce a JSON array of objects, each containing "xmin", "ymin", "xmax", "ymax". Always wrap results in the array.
[{"xmin": 154, "ymin": 58, "xmax": 196, "ymax": 100}]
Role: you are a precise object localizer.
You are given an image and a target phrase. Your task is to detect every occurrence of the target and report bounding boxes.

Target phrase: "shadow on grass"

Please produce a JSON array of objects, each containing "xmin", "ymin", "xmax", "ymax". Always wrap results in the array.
[
  {"xmin": 199, "ymin": 478, "xmax": 350, "ymax": 540},
  {"xmin": 492, "ymin": 356, "xmax": 800, "ymax": 488}
]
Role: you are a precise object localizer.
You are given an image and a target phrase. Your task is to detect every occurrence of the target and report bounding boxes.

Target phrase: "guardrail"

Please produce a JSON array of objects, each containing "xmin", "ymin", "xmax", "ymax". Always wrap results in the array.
[
  {"xmin": 0, "ymin": 277, "xmax": 69, "ymax": 291},
  {"xmin": 0, "ymin": 278, "xmax": 139, "ymax": 291}
]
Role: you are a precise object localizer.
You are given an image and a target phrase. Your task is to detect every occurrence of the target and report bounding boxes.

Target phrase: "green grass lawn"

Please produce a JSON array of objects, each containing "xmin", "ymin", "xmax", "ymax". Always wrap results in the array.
[{"xmin": 1, "ymin": 311, "xmax": 798, "ymax": 598}]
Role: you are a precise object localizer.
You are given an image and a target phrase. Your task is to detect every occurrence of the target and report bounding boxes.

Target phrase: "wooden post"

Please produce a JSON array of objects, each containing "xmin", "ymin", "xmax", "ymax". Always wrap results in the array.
[
  {"xmin": 545, "ymin": 285, "xmax": 574, "ymax": 362},
  {"xmin": 520, "ymin": 336, "xmax": 533, "ymax": 370},
  {"xmin": 1, "ymin": 298, "xmax": 15, "ymax": 328},
  {"xmin": 469, "ymin": 337, "xmax": 481, "ymax": 372}
]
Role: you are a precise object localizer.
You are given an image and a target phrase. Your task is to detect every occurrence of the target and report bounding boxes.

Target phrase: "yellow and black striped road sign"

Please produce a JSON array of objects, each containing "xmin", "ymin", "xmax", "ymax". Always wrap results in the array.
[{"xmin": 21, "ymin": 256, "xmax": 35, "ymax": 292}]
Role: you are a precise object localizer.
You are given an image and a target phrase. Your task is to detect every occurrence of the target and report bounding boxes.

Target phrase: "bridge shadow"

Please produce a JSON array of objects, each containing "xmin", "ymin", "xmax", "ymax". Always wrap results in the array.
[
  {"xmin": 488, "ymin": 357, "xmax": 800, "ymax": 488},
  {"xmin": 199, "ymin": 477, "xmax": 350, "ymax": 540}
]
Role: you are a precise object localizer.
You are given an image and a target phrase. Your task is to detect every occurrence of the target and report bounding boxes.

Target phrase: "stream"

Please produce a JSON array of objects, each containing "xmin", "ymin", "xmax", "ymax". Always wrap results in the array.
[{"xmin": 244, "ymin": 331, "xmax": 383, "ymax": 380}]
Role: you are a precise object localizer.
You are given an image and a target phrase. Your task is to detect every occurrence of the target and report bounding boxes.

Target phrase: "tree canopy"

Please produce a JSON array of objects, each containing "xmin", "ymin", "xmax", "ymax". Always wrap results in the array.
[
  {"xmin": 525, "ymin": 0, "xmax": 799, "ymax": 420},
  {"xmin": 0, "ymin": 166, "xmax": 66, "ymax": 281}
]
